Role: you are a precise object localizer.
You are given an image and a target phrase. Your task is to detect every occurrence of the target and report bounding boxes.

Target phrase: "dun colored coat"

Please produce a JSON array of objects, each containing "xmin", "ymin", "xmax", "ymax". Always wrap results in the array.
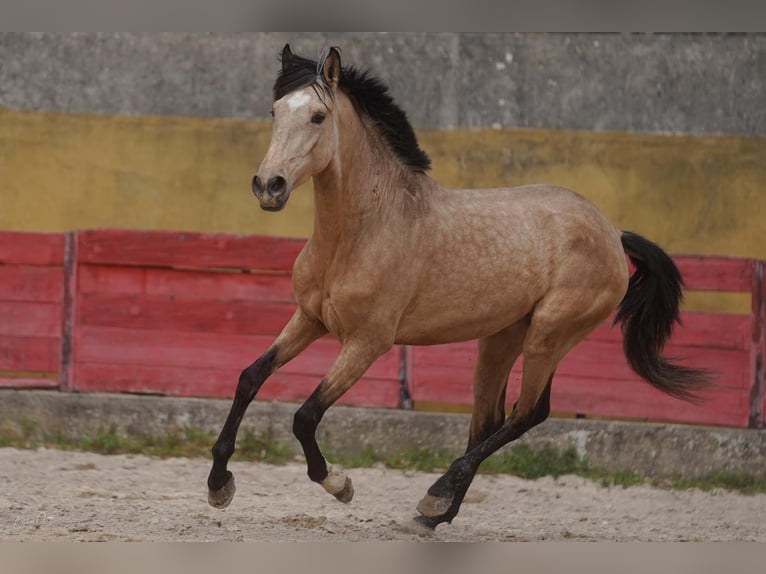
[{"xmin": 207, "ymin": 45, "xmax": 709, "ymax": 529}]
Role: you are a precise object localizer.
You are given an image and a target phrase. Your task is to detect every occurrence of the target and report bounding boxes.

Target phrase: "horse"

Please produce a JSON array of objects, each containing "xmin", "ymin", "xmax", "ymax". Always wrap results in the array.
[{"xmin": 207, "ymin": 44, "xmax": 710, "ymax": 529}]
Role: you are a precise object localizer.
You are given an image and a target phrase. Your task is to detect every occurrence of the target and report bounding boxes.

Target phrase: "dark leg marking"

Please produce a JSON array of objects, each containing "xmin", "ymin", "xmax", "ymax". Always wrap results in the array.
[
  {"xmin": 292, "ymin": 384, "xmax": 354, "ymax": 502},
  {"xmin": 467, "ymin": 389, "xmax": 507, "ymax": 453},
  {"xmin": 416, "ymin": 375, "xmax": 554, "ymax": 528},
  {"xmin": 293, "ymin": 385, "xmax": 327, "ymax": 483},
  {"xmin": 207, "ymin": 346, "xmax": 278, "ymax": 507}
]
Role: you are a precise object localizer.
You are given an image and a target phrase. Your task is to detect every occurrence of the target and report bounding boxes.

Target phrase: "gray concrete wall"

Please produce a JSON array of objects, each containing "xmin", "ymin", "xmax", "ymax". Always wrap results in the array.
[
  {"xmin": 1, "ymin": 32, "xmax": 764, "ymax": 135},
  {"xmin": 2, "ymin": 390, "xmax": 765, "ymax": 481}
]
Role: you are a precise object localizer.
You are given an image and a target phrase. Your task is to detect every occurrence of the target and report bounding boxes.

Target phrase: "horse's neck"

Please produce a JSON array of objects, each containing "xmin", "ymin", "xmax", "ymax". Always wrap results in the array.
[{"xmin": 311, "ymin": 117, "xmax": 418, "ymax": 250}]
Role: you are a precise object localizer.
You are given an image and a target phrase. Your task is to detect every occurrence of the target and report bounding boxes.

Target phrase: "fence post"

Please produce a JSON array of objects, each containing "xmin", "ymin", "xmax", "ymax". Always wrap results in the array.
[
  {"xmin": 398, "ymin": 345, "xmax": 413, "ymax": 409},
  {"xmin": 749, "ymin": 260, "xmax": 764, "ymax": 428},
  {"xmin": 59, "ymin": 231, "xmax": 78, "ymax": 391}
]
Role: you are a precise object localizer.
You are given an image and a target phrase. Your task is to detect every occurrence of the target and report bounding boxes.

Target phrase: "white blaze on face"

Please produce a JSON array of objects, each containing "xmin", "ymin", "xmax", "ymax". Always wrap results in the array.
[{"xmin": 285, "ymin": 90, "xmax": 312, "ymax": 111}]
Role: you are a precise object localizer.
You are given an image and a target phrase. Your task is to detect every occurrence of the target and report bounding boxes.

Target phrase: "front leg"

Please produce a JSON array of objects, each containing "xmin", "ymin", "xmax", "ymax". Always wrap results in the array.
[
  {"xmin": 292, "ymin": 338, "xmax": 392, "ymax": 503},
  {"xmin": 207, "ymin": 308, "xmax": 326, "ymax": 508}
]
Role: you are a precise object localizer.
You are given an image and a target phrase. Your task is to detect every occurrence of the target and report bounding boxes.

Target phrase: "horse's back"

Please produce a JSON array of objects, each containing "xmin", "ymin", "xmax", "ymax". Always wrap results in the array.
[
  {"xmin": 392, "ymin": 183, "xmax": 628, "ymax": 345},
  {"xmin": 431, "ymin": 183, "xmax": 626, "ymax": 275}
]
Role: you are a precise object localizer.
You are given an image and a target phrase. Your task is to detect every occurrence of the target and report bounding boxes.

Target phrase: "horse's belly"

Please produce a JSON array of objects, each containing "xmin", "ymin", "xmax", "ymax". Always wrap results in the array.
[{"xmin": 394, "ymin": 297, "xmax": 533, "ymax": 345}]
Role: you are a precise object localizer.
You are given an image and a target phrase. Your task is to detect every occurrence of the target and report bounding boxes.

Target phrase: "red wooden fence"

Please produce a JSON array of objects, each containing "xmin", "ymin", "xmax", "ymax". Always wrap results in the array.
[
  {"xmin": 0, "ymin": 229, "xmax": 763, "ymax": 428},
  {"xmin": 0, "ymin": 232, "xmax": 66, "ymax": 389}
]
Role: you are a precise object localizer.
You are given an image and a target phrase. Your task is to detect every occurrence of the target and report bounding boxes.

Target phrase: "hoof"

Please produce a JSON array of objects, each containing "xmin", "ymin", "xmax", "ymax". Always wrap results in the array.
[
  {"xmin": 208, "ymin": 472, "xmax": 236, "ymax": 509},
  {"xmin": 322, "ymin": 465, "xmax": 354, "ymax": 503},
  {"xmin": 416, "ymin": 492, "xmax": 452, "ymax": 517},
  {"xmin": 332, "ymin": 475, "xmax": 354, "ymax": 503}
]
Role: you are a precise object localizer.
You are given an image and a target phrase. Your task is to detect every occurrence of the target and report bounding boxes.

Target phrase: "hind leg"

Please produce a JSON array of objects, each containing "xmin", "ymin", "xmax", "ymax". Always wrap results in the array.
[
  {"xmin": 416, "ymin": 356, "xmax": 556, "ymax": 525},
  {"xmin": 467, "ymin": 320, "xmax": 528, "ymax": 452},
  {"xmin": 416, "ymin": 293, "xmax": 610, "ymax": 527}
]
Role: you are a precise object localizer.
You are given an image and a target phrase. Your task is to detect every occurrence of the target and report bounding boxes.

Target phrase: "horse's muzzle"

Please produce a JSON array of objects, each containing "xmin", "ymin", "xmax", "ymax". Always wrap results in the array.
[{"xmin": 252, "ymin": 174, "xmax": 289, "ymax": 211}]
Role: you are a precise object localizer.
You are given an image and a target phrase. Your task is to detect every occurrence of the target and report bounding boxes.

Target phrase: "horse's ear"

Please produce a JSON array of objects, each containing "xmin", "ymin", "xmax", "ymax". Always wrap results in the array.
[
  {"xmin": 281, "ymin": 43, "xmax": 295, "ymax": 72},
  {"xmin": 322, "ymin": 46, "xmax": 341, "ymax": 87}
]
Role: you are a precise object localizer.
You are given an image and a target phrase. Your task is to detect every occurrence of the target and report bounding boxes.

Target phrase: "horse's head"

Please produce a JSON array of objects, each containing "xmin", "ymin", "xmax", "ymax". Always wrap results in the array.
[{"xmin": 252, "ymin": 44, "xmax": 342, "ymax": 212}]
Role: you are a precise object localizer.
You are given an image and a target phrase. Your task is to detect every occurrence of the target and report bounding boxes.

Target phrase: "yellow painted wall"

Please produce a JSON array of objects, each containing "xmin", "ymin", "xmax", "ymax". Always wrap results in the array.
[
  {"xmin": 1, "ymin": 108, "xmax": 764, "ymax": 314},
  {"xmin": 0, "ymin": 109, "xmax": 314, "ymax": 238}
]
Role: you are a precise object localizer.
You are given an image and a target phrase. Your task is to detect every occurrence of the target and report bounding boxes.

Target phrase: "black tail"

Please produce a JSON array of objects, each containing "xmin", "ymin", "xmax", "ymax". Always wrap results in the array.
[{"xmin": 614, "ymin": 231, "xmax": 712, "ymax": 402}]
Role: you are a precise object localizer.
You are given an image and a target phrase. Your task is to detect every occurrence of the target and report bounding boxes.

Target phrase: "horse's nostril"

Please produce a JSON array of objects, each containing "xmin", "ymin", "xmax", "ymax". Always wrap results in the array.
[
  {"xmin": 267, "ymin": 176, "xmax": 286, "ymax": 197},
  {"xmin": 252, "ymin": 175, "xmax": 264, "ymax": 195}
]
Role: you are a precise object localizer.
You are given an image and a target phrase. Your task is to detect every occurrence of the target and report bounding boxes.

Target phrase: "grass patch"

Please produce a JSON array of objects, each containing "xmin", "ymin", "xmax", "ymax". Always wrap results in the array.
[
  {"xmin": 589, "ymin": 468, "xmax": 647, "ymax": 489},
  {"xmin": 0, "ymin": 420, "xmax": 293, "ymax": 463},
  {"xmin": 663, "ymin": 471, "xmax": 766, "ymax": 495},
  {"xmin": 1, "ymin": 419, "xmax": 765, "ymax": 494},
  {"xmin": 330, "ymin": 445, "xmax": 456, "ymax": 473},
  {"xmin": 233, "ymin": 427, "xmax": 293, "ymax": 465},
  {"xmin": 482, "ymin": 444, "xmax": 587, "ymax": 479},
  {"xmin": 0, "ymin": 416, "xmax": 39, "ymax": 448},
  {"xmin": 331, "ymin": 443, "xmax": 647, "ymax": 487}
]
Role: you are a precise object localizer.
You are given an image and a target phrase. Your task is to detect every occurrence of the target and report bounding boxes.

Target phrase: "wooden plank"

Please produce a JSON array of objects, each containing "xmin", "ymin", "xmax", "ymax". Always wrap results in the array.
[
  {"xmin": 410, "ymin": 340, "xmax": 477, "ymax": 369},
  {"xmin": 556, "ymin": 340, "xmax": 748, "ymax": 386},
  {"xmin": 411, "ymin": 342, "xmax": 748, "ymax": 396},
  {"xmin": 589, "ymin": 311, "xmax": 750, "ymax": 351},
  {"xmin": 259, "ymin": 372, "xmax": 400, "ymax": 407},
  {"xmin": 410, "ymin": 323, "xmax": 749, "ymax": 385},
  {"xmin": 0, "ymin": 266, "xmax": 65, "ymax": 303},
  {"xmin": 77, "ymin": 265, "xmax": 296, "ymax": 303},
  {"xmin": 0, "ymin": 376, "xmax": 60, "ymax": 389},
  {"xmin": 74, "ymin": 326, "xmax": 401, "ymax": 381},
  {"xmin": 72, "ymin": 363, "xmax": 400, "ymax": 408},
  {"xmin": 549, "ymin": 373, "xmax": 751, "ymax": 427},
  {"xmin": 0, "ymin": 301, "xmax": 63, "ymax": 337},
  {"xmin": 0, "ymin": 336, "xmax": 60, "ymax": 372},
  {"xmin": 410, "ymin": 365, "xmax": 749, "ymax": 427},
  {"xmin": 409, "ymin": 339, "xmax": 749, "ymax": 425},
  {"xmin": 674, "ymin": 255, "xmax": 753, "ymax": 293},
  {"xmin": 78, "ymin": 293, "xmax": 296, "ymax": 336},
  {"xmin": 76, "ymin": 229, "xmax": 306, "ymax": 272},
  {"xmin": 0, "ymin": 232, "xmax": 65, "ymax": 266}
]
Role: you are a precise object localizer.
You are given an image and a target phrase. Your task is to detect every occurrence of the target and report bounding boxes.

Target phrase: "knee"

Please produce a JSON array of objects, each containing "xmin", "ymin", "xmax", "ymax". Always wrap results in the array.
[
  {"xmin": 235, "ymin": 348, "xmax": 278, "ymax": 402},
  {"xmin": 234, "ymin": 367, "xmax": 258, "ymax": 402}
]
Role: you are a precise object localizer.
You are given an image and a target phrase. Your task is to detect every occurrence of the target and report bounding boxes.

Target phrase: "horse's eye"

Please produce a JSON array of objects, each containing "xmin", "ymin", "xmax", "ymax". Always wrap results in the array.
[{"xmin": 311, "ymin": 112, "xmax": 326, "ymax": 125}]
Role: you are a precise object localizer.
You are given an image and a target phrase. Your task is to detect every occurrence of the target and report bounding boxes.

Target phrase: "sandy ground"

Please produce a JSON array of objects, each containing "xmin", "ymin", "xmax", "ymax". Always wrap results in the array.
[{"xmin": 1, "ymin": 447, "xmax": 765, "ymax": 542}]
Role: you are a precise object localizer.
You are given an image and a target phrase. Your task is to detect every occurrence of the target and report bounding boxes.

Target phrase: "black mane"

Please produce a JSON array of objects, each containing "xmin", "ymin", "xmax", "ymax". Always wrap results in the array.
[{"xmin": 273, "ymin": 48, "xmax": 431, "ymax": 173}]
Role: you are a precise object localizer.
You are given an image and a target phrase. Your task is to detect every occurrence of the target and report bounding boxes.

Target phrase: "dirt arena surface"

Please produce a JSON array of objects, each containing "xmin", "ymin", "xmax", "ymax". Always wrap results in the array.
[{"xmin": 2, "ymin": 447, "xmax": 765, "ymax": 542}]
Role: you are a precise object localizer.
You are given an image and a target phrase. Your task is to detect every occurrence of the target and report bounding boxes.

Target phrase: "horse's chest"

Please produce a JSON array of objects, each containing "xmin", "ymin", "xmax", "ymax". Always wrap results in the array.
[
  {"xmin": 291, "ymin": 259, "xmax": 340, "ymax": 334},
  {"xmin": 292, "ymin": 267, "xmax": 322, "ymax": 316},
  {"xmin": 293, "ymin": 281, "xmax": 343, "ymax": 338}
]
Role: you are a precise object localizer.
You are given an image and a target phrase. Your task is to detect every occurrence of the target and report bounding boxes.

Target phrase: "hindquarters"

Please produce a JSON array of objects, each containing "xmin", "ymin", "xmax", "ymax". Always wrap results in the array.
[
  {"xmin": 417, "ymin": 222, "xmax": 629, "ymax": 526},
  {"xmin": 467, "ymin": 215, "xmax": 629, "ymax": 449}
]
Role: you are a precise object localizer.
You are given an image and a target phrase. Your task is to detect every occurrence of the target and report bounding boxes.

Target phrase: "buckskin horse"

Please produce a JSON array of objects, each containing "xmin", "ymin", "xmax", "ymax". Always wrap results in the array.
[{"xmin": 207, "ymin": 44, "xmax": 709, "ymax": 529}]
